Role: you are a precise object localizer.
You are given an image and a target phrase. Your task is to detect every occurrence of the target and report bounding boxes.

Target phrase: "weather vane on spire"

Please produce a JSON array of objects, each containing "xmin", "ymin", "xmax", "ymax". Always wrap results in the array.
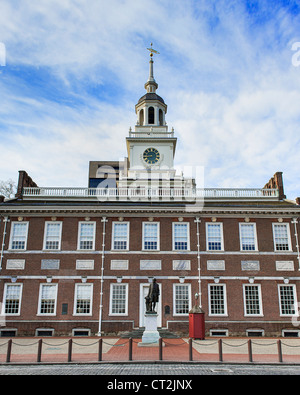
[{"xmin": 147, "ymin": 43, "xmax": 160, "ymax": 58}]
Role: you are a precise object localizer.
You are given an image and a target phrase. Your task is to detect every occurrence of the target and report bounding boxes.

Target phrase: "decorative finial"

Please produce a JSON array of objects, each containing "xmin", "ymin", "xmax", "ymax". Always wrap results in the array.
[{"xmin": 147, "ymin": 43, "xmax": 160, "ymax": 58}]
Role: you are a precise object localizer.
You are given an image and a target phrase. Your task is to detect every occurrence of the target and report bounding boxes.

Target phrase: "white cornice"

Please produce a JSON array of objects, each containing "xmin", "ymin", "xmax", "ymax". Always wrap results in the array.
[{"xmin": 0, "ymin": 204, "xmax": 300, "ymax": 217}]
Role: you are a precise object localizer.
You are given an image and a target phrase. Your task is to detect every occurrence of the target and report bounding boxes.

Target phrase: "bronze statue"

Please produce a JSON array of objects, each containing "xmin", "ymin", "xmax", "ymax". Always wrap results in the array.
[{"xmin": 145, "ymin": 278, "xmax": 160, "ymax": 313}]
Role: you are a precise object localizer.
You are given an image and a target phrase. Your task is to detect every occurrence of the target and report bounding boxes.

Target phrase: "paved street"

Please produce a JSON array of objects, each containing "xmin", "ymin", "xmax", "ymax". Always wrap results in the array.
[{"xmin": 0, "ymin": 362, "xmax": 300, "ymax": 375}]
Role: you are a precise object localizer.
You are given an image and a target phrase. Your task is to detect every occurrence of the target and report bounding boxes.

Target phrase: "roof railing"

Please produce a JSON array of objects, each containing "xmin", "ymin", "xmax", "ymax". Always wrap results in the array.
[{"xmin": 22, "ymin": 186, "xmax": 279, "ymax": 201}]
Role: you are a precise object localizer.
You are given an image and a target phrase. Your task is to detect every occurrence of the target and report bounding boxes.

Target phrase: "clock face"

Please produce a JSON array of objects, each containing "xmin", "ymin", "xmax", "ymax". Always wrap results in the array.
[{"xmin": 143, "ymin": 148, "xmax": 160, "ymax": 164}]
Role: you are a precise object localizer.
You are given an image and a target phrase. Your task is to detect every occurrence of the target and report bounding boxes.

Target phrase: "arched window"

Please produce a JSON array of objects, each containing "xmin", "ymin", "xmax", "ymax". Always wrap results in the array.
[
  {"xmin": 139, "ymin": 109, "xmax": 144, "ymax": 126},
  {"xmin": 148, "ymin": 107, "xmax": 155, "ymax": 124},
  {"xmin": 159, "ymin": 109, "xmax": 163, "ymax": 126}
]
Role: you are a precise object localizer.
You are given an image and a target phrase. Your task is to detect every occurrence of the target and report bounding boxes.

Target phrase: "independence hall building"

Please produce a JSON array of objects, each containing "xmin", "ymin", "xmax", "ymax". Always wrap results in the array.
[{"xmin": 1, "ymin": 52, "xmax": 300, "ymax": 338}]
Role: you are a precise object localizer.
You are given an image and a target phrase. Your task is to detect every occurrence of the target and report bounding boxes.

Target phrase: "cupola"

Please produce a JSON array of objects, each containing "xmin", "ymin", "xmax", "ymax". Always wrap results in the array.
[{"xmin": 135, "ymin": 44, "xmax": 167, "ymax": 128}]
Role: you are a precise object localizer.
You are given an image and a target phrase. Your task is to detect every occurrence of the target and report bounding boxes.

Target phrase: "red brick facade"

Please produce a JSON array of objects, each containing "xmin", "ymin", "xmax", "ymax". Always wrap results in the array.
[{"xmin": 0, "ymin": 210, "xmax": 300, "ymax": 337}]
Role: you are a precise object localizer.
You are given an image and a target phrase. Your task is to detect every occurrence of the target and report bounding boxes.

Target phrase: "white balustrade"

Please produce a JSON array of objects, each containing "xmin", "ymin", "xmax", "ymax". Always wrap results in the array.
[{"xmin": 22, "ymin": 186, "xmax": 279, "ymax": 200}]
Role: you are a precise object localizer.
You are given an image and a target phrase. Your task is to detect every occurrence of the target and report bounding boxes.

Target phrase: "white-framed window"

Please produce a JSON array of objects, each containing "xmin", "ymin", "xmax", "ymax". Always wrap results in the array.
[
  {"xmin": 112, "ymin": 222, "xmax": 129, "ymax": 251},
  {"xmin": 2, "ymin": 283, "xmax": 23, "ymax": 315},
  {"xmin": 208, "ymin": 284, "xmax": 227, "ymax": 316},
  {"xmin": 173, "ymin": 284, "xmax": 191, "ymax": 315},
  {"xmin": 172, "ymin": 223, "xmax": 190, "ymax": 251},
  {"xmin": 273, "ymin": 223, "xmax": 292, "ymax": 252},
  {"xmin": 9, "ymin": 222, "xmax": 29, "ymax": 250},
  {"xmin": 206, "ymin": 223, "xmax": 224, "ymax": 251},
  {"xmin": 77, "ymin": 222, "xmax": 96, "ymax": 250},
  {"xmin": 43, "ymin": 222, "xmax": 62, "ymax": 250},
  {"xmin": 109, "ymin": 283, "xmax": 128, "ymax": 315},
  {"xmin": 74, "ymin": 284, "xmax": 93, "ymax": 315},
  {"xmin": 37, "ymin": 284, "xmax": 58, "ymax": 315},
  {"xmin": 143, "ymin": 222, "xmax": 160, "ymax": 250},
  {"xmin": 243, "ymin": 284, "xmax": 263, "ymax": 316},
  {"xmin": 239, "ymin": 223, "xmax": 258, "ymax": 251},
  {"xmin": 278, "ymin": 284, "xmax": 297, "ymax": 316}
]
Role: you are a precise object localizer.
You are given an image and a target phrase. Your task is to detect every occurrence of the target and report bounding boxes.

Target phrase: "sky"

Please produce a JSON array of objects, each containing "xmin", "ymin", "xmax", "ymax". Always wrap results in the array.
[{"xmin": 0, "ymin": 0, "xmax": 300, "ymax": 199}]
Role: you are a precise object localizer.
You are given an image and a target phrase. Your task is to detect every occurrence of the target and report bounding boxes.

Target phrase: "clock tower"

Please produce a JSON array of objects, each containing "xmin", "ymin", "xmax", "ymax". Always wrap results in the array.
[{"xmin": 119, "ymin": 45, "xmax": 194, "ymax": 190}]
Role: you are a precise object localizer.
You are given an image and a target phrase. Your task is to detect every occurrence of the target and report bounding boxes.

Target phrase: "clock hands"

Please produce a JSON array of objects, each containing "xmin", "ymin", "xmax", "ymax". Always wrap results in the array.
[{"xmin": 143, "ymin": 148, "xmax": 160, "ymax": 164}]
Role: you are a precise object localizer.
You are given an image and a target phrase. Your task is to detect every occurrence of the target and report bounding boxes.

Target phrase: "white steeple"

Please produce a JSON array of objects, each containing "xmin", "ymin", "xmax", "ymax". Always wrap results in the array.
[
  {"xmin": 135, "ymin": 44, "xmax": 167, "ymax": 128},
  {"xmin": 145, "ymin": 44, "xmax": 158, "ymax": 93},
  {"xmin": 119, "ymin": 44, "xmax": 195, "ymax": 191}
]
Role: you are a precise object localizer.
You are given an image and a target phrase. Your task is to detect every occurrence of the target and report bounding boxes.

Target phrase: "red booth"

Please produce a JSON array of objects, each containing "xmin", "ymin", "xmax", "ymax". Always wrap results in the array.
[{"xmin": 189, "ymin": 306, "xmax": 205, "ymax": 340}]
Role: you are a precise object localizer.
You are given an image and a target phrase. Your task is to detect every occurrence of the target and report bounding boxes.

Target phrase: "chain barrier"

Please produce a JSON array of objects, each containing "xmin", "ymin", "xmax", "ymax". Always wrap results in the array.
[
  {"xmin": 162, "ymin": 339, "xmax": 187, "ymax": 346},
  {"xmin": 251, "ymin": 341, "xmax": 277, "ymax": 347},
  {"xmin": 1, "ymin": 337, "xmax": 300, "ymax": 363},
  {"xmin": 72, "ymin": 340, "xmax": 101, "ymax": 347},
  {"xmin": 193, "ymin": 339, "xmax": 218, "ymax": 346},
  {"xmin": 102, "ymin": 339, "xmax": 129, "ymax": 346},
  {"xmin": 222, "ymin": 341, "xmax": 248, "ymax": 348},
  {"xmin": 281, "ymin": 341, "xmax": 300, "ymax": 348},
  {"xmin": 132, "ymin": 339, "xmax": 142, "ymax": 344},
  {"xmin": 11, "ymin": 340, "xmax": 40, "ymax": 347},
  {"xmin": 42, "ymin": 340, "xmax": 70, "ymax": 347}
]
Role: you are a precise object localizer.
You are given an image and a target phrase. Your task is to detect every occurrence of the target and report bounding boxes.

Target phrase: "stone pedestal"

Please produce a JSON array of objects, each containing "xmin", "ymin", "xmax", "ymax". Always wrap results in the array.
[{"xmin": 141, "ymin": 313, "xmax": 160, "ymax": 345}]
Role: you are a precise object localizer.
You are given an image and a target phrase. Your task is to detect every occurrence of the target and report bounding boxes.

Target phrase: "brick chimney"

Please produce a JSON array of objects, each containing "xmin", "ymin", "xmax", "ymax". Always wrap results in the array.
[
  {"xmin": 16, "ymin": 171, "xmax": 38, "ymax": 199},
  {"xmin": 263, "ymin": 172, "xmax": 286, "ymax": 200}
]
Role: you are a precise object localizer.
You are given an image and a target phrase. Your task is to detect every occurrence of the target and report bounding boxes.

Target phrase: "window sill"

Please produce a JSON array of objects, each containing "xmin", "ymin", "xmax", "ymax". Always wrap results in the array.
[
  {"xmin": 3, "ymin": 313, "xmax": 21, "ymax": 316},
  {"xmin": 36, "ymin": 314, "xmax": 57, "ymax": 317},
  {"xmin": 76, "ymin": 248, "xmax": 96, "ymax": 252},
  {"xmin": 73, "ymin": 313, "xmax": 93, "ymax": 317},
  {"xmin": 109, "ymin": 314, "xmax": 128, "ymax": 317}
]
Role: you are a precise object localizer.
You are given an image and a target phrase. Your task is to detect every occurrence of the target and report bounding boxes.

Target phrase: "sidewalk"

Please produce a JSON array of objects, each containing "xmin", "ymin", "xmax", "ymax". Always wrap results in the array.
[{"xmin": 1, "ymin": 337, "xmax": 300, "ymax": 364}]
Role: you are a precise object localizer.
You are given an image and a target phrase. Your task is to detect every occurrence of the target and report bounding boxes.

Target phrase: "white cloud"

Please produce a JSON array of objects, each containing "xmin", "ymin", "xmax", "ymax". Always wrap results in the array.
[{"xmin": 0, "ymin": 0, "xmax": 300, "ymax": 199}]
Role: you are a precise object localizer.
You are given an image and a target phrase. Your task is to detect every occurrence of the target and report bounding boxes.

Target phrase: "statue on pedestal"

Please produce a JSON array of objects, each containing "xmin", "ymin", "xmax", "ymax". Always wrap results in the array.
[{"xmin": 145, "ymin": 278, "xmax": 160, "ymax": 313}]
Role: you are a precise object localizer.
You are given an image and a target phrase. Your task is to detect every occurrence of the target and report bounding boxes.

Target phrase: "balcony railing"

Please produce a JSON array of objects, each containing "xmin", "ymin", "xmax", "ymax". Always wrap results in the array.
[
  {"xmin": 22, "ymin": 187, "xmax": 279, "ymax": 201},
  {"xmin": 128, "ymin": 131, "xmax": 175, "ymax": 138}
]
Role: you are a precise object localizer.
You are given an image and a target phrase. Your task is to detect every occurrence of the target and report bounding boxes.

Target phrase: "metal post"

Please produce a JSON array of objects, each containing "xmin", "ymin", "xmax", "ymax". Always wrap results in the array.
[
  {"xmin": 189, "ymin": 338, "xmax": 193, "ymax": 361},
  {"xmin": 68, "ymin": 339, "xmax": 72, "ymax": 362},
  {"xmin": 6, "ymin": 339, "xmax": 12, "ymax": 363},
  {"xmin": 218, "ymin": 339, "xmax": 223, "ymax": 362},
  {"xmin": 159, "ymin": 337, "xmax": 163, "ymax": 361},
  {"xmin": 37, "ymin": 339, "xmax": 43, "ymax": 363},
  {"xmin": 248, "ymin": 339, "xmax": 253, "ymax": 363},
  {"xmin": 98, "ymin": 338, "xmax": 103, "ymax": 362},
  {"xmin": 277, "ymin": 340, "xmax": 283, "ymax": 363},
  {"xmin": 129, "ymin": 338, "xmax": 133, "ymax": 361}
]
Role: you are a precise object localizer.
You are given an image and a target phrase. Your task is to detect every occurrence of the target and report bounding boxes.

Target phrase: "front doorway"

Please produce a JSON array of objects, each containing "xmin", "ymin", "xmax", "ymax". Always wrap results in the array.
[{"xmin": 139, "ymin": 283, "xmax": 162, "ymax": 327}]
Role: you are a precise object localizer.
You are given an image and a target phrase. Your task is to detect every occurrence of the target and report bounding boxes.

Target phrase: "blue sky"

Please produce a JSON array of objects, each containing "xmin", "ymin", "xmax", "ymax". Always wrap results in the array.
[{"xmin": 0, "ymin": 0, "xmax": 300, "ymax": 199}]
